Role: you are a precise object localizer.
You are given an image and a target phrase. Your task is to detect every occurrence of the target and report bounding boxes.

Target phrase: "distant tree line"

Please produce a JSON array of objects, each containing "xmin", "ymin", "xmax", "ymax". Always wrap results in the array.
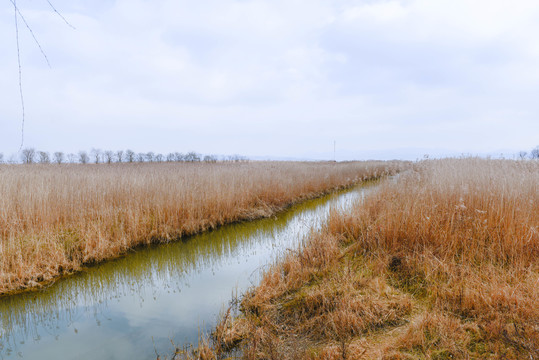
[
  {"xmin": 0, "ymin": 148, "xmax": 248, "ymax": 164},
  {"xmin": 518, "ymin": 145, "xmax": 539, "ymax": 160}
]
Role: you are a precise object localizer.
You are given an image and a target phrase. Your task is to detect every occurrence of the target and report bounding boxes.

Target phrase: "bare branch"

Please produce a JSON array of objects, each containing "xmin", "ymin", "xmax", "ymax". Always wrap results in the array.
[
  {"xmin": 13, "ymin": 0, "xmax": 25, "ymax": 151},
  {"xmin": 45, "ymin": 0, "xmax": 76, "ymax": 29},
  {"xmin": 9, "ymin": 0, "xmax": 51, "ymax": 68}
]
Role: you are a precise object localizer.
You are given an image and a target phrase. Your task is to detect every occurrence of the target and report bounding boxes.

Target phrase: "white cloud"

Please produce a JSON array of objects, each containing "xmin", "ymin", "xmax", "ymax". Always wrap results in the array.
[
  {"xmin": 0, "ymin": 0, "xmax": 538, "ymax": 159},
  {"xmin": 343, "ymin": 1, "xmax": 408, "ymax": 24}
]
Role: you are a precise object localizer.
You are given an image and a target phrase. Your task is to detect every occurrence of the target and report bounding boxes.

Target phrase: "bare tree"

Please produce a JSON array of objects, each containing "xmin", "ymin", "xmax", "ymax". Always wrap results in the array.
[
  {"xmin": 185, "ymin": 152, "xmax": 200, "ymax": 162},
  {"xmin": 166, "ymin": 153, "xmax": 175, "ymax": 162},
  {"xmin": 155, "ymin": 153, "xmax": 163, "ymax": 162},
  {"xmin": 21, "ymin": 148, "xmax": 36, "ymax": 164},
  {"xmin": 145, "ymin": 152, "xmax": 155, "ymax": 162},
  {"xmin": 531, "ymin": 146, "xmax": 539, "ymax": 159},
  {"xmin": 231, "ymin": 154, "xmax": 247, "ymax": 162},
  {"xmin": 136, "ymin": 153, "xmax": 145, "ymax": 162},
  {"xmin": 125, "ymin": 149, "xmax": 135, "ymax": 163},
  {"xmin": 104, "ymin": 150, "xmax": 114, "ymax": 164},
  {"xmin": 518, "ymin": 151, "xmax": 528, "ymax": 160},
  {"xmin": 203, "ymin": 155, "xmax": 217, "ymax": 163},
  {"xmin": 0, "ymin": 153, "xmax": 3, "ymax": 163},
  {"xmin": 67, "ymin": 153, "xmax": 76, "ymax": 163},
  {"xmin": 174, "ymin": 152, "xmax": 184, "ymax": 162},
  {"xmin": 78, "ymin": 151, "xmax": 89, "ymax": 164},
  {"xmin": 91, "ymin": 148, "xmax": 102, "ymax": 164},
  {"xmin": 53, "ymin": 151, "xmax": 65, "ymax": 164},
  {"xmin": 38, "ymin": 151, "xmax": 50, "ymax": 164},
  {"xmin": 116, "ymin": 150, "xmax": 124, "ymax": 163}
]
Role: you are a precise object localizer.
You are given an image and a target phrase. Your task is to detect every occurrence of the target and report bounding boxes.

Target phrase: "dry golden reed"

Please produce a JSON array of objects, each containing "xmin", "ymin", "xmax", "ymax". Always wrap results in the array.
[
  {"xmin": 0, "ymin": 161, "xmax": 400, "ymax": 295},
  {"xmin": 209, "ymin": 158, "xmax": 538, "ymax": 359}
]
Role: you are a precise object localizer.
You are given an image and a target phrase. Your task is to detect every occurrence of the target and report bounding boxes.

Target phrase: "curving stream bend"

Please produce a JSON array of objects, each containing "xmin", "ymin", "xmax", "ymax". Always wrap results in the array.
[{"xmin": 0, "ymin": 183, "xmax": 374, "ymax": 360}]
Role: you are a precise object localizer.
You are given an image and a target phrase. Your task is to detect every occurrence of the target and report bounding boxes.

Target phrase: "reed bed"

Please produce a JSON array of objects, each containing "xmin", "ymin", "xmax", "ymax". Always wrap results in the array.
[
  {"xmin": 202, "ymin": 158, "xmax": 538, "ymax": 360},
  {"xmin": 0, "ymin": 161, "xmax": 401, "ymax": 295}
]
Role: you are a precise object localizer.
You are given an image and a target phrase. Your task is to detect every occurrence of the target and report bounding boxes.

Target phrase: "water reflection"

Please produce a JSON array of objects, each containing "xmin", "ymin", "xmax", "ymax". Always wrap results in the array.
[{"xmin": 0, "ymin": 185, "xmax": 372, "ymax": 359}]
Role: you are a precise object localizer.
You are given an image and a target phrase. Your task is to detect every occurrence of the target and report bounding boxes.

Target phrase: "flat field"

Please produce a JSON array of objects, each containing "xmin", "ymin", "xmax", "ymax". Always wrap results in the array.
[
  {"xmin": 0, "ymin": 161, "xmax": 400, "ymax": 295},
  {"xmin": 207, "ymin": 158, "xmax": 539, "ymax": 359}
]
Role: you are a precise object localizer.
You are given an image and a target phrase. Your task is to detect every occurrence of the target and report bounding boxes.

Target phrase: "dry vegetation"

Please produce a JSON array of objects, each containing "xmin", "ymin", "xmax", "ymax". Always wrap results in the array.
[
  {"xmin": 0, "ymin": 161, "xmax": 400, "ymax": 295},
  {"xmin": 191, "ymin": 158, "xmax": 538, "ymax": 360}
]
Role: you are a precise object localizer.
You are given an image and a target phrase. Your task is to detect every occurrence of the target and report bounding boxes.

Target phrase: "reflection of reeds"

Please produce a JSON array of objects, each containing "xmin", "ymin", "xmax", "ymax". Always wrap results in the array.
[
  {"xmin": 0, "ymin": 184, "xmax": 363, "ymax": 338},
  {"xmin": 0, "ymin": 161, "xmax": 402, "ymax": 295},
  {"xmin": 209, "ymin": 158, "xmax": 539, "ymax": 359}
]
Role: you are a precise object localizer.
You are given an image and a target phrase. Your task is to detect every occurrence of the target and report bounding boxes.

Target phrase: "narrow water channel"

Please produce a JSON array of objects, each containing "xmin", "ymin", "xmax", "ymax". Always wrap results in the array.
[{"xmin": 0, "ymin": 184, "xmax": 373, "ymax": 360}]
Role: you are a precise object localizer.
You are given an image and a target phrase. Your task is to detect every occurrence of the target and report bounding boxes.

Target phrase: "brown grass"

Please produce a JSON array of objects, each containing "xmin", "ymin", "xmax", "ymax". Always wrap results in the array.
[
  {"xmin": 0, "ymin": 161, "xmax": 401, "ymax": 295},
  {"xmin": 207, "ymin": 158, "xmax": 539, "ymax": 359}
]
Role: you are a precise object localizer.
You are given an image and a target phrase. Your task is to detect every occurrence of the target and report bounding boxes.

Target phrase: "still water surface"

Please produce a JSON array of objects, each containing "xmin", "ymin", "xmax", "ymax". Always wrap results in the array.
[{"xmin": 0, "ymin": 185, "xmax": 372, "ymax": 359}]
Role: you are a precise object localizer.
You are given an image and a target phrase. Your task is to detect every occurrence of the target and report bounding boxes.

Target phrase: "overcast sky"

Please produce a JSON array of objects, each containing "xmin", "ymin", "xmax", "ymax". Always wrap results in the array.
[{"xmin": 1, "ymin": 0, "xmax": 538, "ymax": 160}]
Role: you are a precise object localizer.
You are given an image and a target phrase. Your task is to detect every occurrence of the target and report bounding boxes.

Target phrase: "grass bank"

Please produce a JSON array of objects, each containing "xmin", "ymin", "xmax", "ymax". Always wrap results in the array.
[
  {"xmin": 193, "ymin": 158, "xmax": 538, "ymax": 360},
  {"xmin": 0, "ymin": 161, "xmax": 404, "ymax": 295}
]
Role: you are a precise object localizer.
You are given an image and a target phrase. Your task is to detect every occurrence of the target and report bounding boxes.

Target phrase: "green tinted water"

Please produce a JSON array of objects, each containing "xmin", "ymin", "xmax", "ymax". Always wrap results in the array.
[{"xmin": 0, "ymin": 184, "xmax": 372, "ymax": 359}]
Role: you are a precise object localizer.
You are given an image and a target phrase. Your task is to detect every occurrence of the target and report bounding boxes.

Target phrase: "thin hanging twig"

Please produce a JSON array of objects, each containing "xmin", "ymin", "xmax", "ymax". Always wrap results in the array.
[
  {"xmin": 11, "ymin": 0, "xmax": 75, "ymax": 151},
  {"xmin": 45, "ymin": 0, "xmax": 76, "ymax": 29},
  {"xmin": 13, "ymin": 0, "xmax": 25, "ymax": 151},
  {"xmin": 9, "ymin": 0, "xmax": 51, "ymax": 68}
]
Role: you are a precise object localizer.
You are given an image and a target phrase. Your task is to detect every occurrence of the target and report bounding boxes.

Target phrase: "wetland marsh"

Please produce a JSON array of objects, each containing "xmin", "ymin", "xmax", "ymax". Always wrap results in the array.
[{"xmin": 0, "ymin": 179, "xmax": 376, "ymax": 359}]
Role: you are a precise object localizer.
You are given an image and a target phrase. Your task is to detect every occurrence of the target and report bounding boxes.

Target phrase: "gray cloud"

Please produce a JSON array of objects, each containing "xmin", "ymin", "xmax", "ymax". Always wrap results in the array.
[{"xmin": 1, "ymin": 0, "xmax": 538, "ymax": 159}]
